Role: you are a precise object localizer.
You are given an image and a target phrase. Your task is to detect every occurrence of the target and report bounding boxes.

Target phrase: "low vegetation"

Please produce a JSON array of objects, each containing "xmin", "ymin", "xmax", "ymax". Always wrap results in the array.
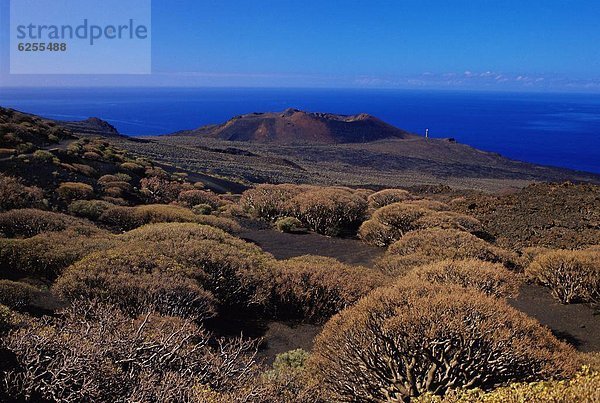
[
  {"xmin": 309, "ymin": 281, "xmax": 578, "ymax": 401},
  {"xmin": 1, "ymin": 108, "xmax": 598, "ymax": 401},
  {"xmin": 526, "ymin": 248, "xmax": 600, "ymax": 304},
  {"xmin": 402, "ymin": 259, "xmax": 520, "ymax": 298},
  {"xmin": 359, "ymin": 202, "xmax": 482, "ymax": 246},
  {"xmin": 376, "ymin": 228, "xmax": 522, "ymax": 276},
  {"xmin": 271, "ymin": 255, "xmax": 385, "ymax": 322},
  {"xmin": 0, "ymin": 174, "xmax": 44, "ymax": 211}
]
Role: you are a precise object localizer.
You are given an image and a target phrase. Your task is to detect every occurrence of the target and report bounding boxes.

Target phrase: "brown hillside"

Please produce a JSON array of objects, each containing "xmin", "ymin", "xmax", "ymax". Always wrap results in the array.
[{"xmin": 174, "ymin": 108, "xmax": 416, "ymax": 144}]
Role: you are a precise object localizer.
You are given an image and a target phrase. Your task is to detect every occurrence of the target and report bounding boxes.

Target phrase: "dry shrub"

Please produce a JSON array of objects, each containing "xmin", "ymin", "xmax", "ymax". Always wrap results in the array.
[
  {"xmin": 98, "ymin": 204, "xmax": 240, "ymax": 233},
  {"xmin": 0, "ymin": 174, "xmax": 44, "ymax": 211},
  {"xmin": 272, "ymin": 256, "xmax": 385, "ymax": 322},
  {"xmin": 54, "ymin": 244, "xmax": 216, "ymax": 319},
  {"xmin": 309, "ymin": 281, "xmax": 578, "ymax": 401},
  {"xmin": 115, "ymin": 223, "xmax": 276, "ymax": 310},
  {"xmin": 404, "ymin": 199, "xmax": 450, "ymax": 211},
  {"xmin": 374, "ymin": 253, "xmax": 434, "ymax": 277},
  {"xmin": 68, "ymin": 199, "xmax": 115, "ymax": 221},
  {"xmin": 526, "ymin": 249, "xmax": 600, "ymax": 304},
  {"xmin": 0, "ymin": 229, "xmax": 115, "ymax": 279},
  {"xmin": 415, "ymin": 367, "xmax": 600, "ymax": 402},
  {"xmin": 240, "ymin": 184, "xmax": 308, "ymax": 220},
  {"xmin": 56, "ymin": 181, "xmax": 94, "ymax": 201},
  {"xmin": 178, "ymin": 189, "xmax": 222, "ymax": 208},
  {"xmin": 98, "ymin": 173, "xmax": 131, "ymax": 185},
  {"xmin": 359, "ymin": 203, "xmax": 482, "ymax": 247},
  {"xmin": 403, "ymin": 259, "xmax": 520, "ymax": 298},
  {"xmin": 0, "ymin": 208, "xmax": 100, "ymax": 238},
  {"xmin": 140, "ymin": 176, "xmax": 191, "ymax": 204},
  {"xmin": 367, "ymin": 188, "xmax": 412, "ymax": 209},
  {"xmin": 119, "ymin": 161, "xmax": 145, "ymax": 173},
  {"xmin": 3, "ymin": 302, "xmax": 261, "ymax": 402},
  {"xmin": 120, "ymin": 222, "xmax": 231, "ymax": 244},
  {"xmin": 71, "ymin": 163, "xmax": 97, "ymax": 177},
  {"xmin": 0, "ymin": 280, "xmax": 38, "ymax": 310},
  {"xmin": 288, "ymin": 188, "xmax": 368, "ymax": 236},
  {"xmin": 387, "ymin": 228, "xmax": 522, "ymax": 271}
]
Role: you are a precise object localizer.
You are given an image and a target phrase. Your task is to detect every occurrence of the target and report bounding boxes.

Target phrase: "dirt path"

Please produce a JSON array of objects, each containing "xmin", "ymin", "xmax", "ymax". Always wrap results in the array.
[
  {"xmin": 241, "ymin": 224, "xmax": 600, "ymax": 353},
  {"xmin": 239, "ymin": 228, "xmax": 384, "ymax": 266},
  {"xmin": 509, "ymin": 284, "xmax": 600, "ymax": 352}
]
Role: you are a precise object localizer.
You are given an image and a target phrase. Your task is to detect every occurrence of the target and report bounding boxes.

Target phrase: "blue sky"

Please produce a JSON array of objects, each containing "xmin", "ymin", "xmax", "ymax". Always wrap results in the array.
[{"xmin": 1, "ymin": 0, "xmax": 600, "ymax": 91}]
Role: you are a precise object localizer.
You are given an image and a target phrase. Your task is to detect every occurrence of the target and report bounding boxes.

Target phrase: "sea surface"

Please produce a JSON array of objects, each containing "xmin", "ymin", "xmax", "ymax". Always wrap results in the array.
[{"xmin": 0, "ymin": 87, "xmax": 599, "ymax": 173}]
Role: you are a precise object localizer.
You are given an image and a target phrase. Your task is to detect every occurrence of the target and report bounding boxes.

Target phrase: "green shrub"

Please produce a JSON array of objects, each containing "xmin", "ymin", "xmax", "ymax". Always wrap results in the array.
[
  {"xmin": 192, "ymin": 203, "xmax": 213, "ymax": 215},
  {"xmin": 0, "ymin": 229, "xmax": 115, "ymax": 279},
  {"xmin": 32, "ymin": 149, "xmax": 54, "ymax": 162},
  {"xmin": 0, "ymin": 208, "xmax": 100, "ymax": 238},
  {"xmin": 272, "ymin": 349, "xmax": 310, "ymax": 372},
  {"xmin": 56, "ymin": 182, "xmax": 94, "ymax": 201},
  {"xmin": 414, "ymin": 367, "xmax": 600, "ymax": 402},
  {"xmin": 115, "ymin": 223, "xmax": 276, "ymax": 310},
  {"xmin": 98, "ymin": 204, "xmax": 241, "ymax": 233},
  {"xmin": 0, "ymin": 280, "xmax": 38, "ymax": 310},
  {"xmin": 309, "ymin": 281, "xmax": 578, "ymax": 401},
  {"xmin": 68, "ymin": 200, "xmax": 115, "ymax": 221},
  {"xmin": 275, "ymin": 216, "xmax": 303, "ymax": 233},
  {"xmin": 527, "ymin": 249, "xmax": 600, "ymax": 304}
]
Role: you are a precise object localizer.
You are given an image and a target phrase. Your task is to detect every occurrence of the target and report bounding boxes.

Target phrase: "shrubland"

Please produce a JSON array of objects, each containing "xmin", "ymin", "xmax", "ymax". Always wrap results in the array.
[
  {"xmin": 402, "ymin": 259, "xmax": 520, "ymax": 298},
  {"xmin": 2, "ymin": 302, "xmax": 261, "ymax": 402},
  {"xmin": 240, "ymin": 184, "xmax": 367, "ymax": 235},
  {"xmin": 359, "ymin": 202, "xmax": 482, "ymax": 247},
  {"xmin": 375, "ymin": 228, "xmax": 522, "ymax": 276},
  {"xmin": 271, "ymin": 255, "xmax": 385, "ymax": 322},
  {"xmin": 526, "ymin": 248, "xmax": 600, "ymax": 304},
  {"xmin": 309, "ymin": 280, "xmax": 578, "ymax": 401}
]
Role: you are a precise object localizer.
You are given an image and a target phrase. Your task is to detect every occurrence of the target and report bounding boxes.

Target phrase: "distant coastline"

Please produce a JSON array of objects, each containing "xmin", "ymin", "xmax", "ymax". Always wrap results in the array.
[{"xmin": 1, "ymin": 87, "xmax": 599, "ymax": 173}]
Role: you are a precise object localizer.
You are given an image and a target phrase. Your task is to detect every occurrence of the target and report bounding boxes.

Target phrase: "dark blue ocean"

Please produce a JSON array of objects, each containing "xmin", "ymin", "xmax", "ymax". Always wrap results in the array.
[{"xmin": 0, "ymin": 87, "xmax": 599, "ymax": 173}]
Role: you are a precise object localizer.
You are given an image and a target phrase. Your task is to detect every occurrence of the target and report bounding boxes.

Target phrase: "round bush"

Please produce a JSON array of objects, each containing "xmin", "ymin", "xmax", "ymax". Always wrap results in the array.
[
  {"xmin": 192, "ymin": 203, "xmax": 213, "ymax": 215},
  {"xmin": 310, "ymin": 281, "xmax": 577, "ymax": 401},
  {"xmin": 367, "ymin": 189, "xmax": 412, "ymax": 209},
  {"xmin": 275, "ymin": 216, "xmax": 303, "ymax": 233},
  {"xmin": 359, "ymin": 203, "xmax": 482, "ymax": 247},
  {"xmin": 68, "ymin": 200, "xmax": 115, "ymax": 221},
  {"xmin": 240, "ymin": 184, "xmax": 309, "ymax": 220},
  {"xmin": 177, "ymin": 189, "xmax": 222, "ymax": 208},
  {"xmin": 272, "ymin": 255, "xmax": 385, "ymax": 322},
  {"xmin": 56, "ymin": 182, "xmax": 94, "ymax": 201},
  {"xmin": 0, "ymin": 209, "xmax": 100, "ymax": 238},
  {"xmin": 0, "ymin": 174, "xmax": 44, "ymax": 211},
  {"xmin": 54, "ymin": 245, "xmax": 216, "ymax": 319},
  {"xmin": 0, "ymin": 229, "xmax": 115, "ymax": 279},
  {"xmin": 0, "ymin": 280, "xmax": 38, "ymax": 310},
  {"xmin": 387, "ymin": 228, "xmax": 522, "ymax": 270},
  {"xmin": 288, "ymin": 188, "xmax": 368, "ymax": 236},
  {"xmin": 527, "ymin": 249, "xmax": 600, "ymax": 304},
  {"xmin": 403, "ymin": 259, "xmax": 520, "ymax": 298}
]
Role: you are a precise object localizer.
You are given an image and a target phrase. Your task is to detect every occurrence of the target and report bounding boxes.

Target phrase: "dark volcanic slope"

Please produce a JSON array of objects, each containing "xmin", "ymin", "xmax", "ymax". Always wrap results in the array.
[
  {"xmin": 59, "ymin": 117, "xmax": 122, "ymax": 137},
  {"xmin": 173, "ymin": 108, "xmax": 416, "ymax": 144}
]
